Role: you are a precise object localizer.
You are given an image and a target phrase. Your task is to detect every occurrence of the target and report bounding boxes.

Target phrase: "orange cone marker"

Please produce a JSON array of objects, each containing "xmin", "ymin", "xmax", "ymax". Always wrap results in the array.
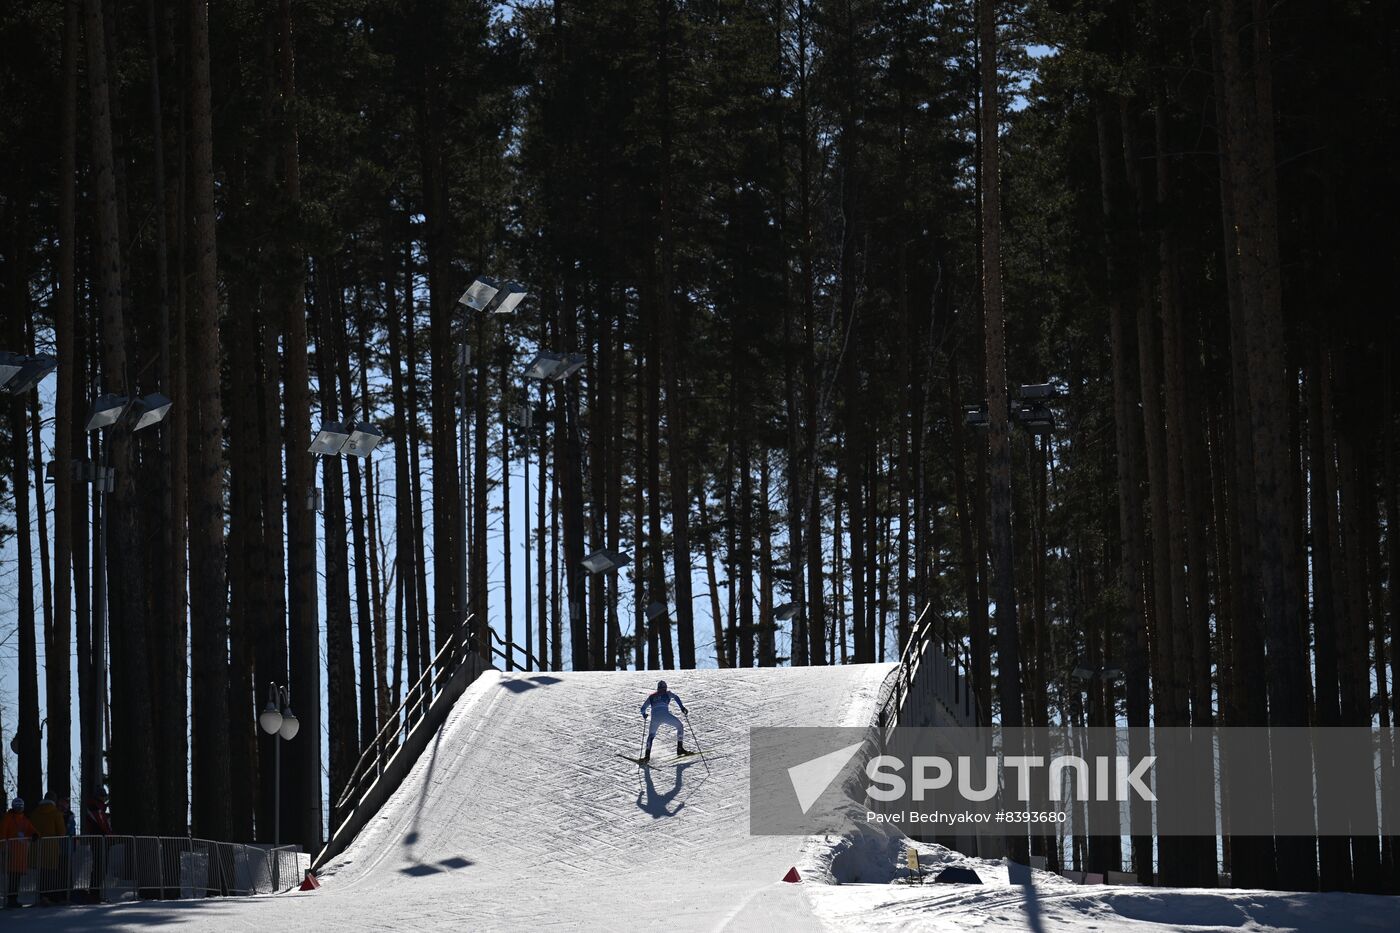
[
  {"xmin": 782, "ymin": 866, "xmax": 801, "ymax": 883},
  {"xmin": 299, "ymin": 870, "xmax": 321, "ymax": 891}
]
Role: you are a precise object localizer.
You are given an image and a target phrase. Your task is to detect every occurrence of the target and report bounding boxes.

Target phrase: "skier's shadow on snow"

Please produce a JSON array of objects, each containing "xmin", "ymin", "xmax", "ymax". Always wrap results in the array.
[{"xmin": 637, "ymin": 761, "xmax": 700, "ymax": 818}]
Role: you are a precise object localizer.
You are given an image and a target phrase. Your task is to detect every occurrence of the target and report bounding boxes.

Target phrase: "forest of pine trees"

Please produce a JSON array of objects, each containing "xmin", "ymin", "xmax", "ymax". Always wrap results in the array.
[{"xmin": 0, "ymin": 0, "xmax": 1396, "ymax": 894}]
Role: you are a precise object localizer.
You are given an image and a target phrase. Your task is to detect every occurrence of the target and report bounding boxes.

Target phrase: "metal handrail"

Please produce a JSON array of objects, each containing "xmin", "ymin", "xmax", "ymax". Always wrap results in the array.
[
  {"xmin": 334, "ymin": 614, "xmax": 478, "ymax": 813},
  {"xmin": 878, "ymin": 602, "xmax": 978, "ymax": 731},
  {"xmin": 488, "ymin": 626, "xmax": 546, "ymax": 672},
  {"xmin": 331, "ymin": 616, "xmax": 548, "ymax": 815}
]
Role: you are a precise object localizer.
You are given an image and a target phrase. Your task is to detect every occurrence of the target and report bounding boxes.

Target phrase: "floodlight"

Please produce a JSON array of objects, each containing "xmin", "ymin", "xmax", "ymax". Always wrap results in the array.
[
  {"xmin": 581, "ymin": 548, "xmax": 631, "ymax": 574},
  {"xmin": 645, "ymin": 601, "xmax": 668, "ymax": 623},
  {"xmin": 963, "ymin": 405, "xmax": 988, "ymax": 429},
  {"xmin": 1015, "ymin": 403, "xmax": 1055, "ymax": 435},
  {"xmin": 2, "ymin": 354, "xmax": 57, "ymax": 394},
  {"xmin": 555, "ymin": 353, "xmax": 586, "ymax": 380},
  {"xmin": 86, "ymin": 394, "xmax": 129, "ymax": 432},
  {"xmin": 0, "ymin": 352, "xmax": 22, "ymax": 389},
  {"xmin": 492, "ymin": 281, "xmax": 529, "ymax": 315},
  {"xmin": 524, "ymin": 352, "xmax": 565, "ymax": 381},
  {"xmin": 774, "ymin": 603, "xmax": 798, "ymax": 621},
  {"xmin": 128, "ymin": 393, "xmax": 173, "ymax": 432},
  {"xmin": 458, "ymin": 277, "xmax": 501, "ymax": 312},
  {"xmin": 344, "ymin": 422, "xmax": 385, "ymax": 457},
  {"xmin": 1071, "ymin": 663, "xmax": 1095, "ymax": 683},
  {"xmin": 1016, "ymin": 383, "xmax": 1057, "ymax": 400},
  {"xmin": 309, "ymin": 422, "xmax": 351, "ymax": 456}
]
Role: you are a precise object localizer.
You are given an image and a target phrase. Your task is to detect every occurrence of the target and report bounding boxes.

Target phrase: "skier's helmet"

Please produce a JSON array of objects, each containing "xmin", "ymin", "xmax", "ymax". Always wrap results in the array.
[{"xmin": 657, "ymin": 680, "xmax": 668, "ymax": 692}]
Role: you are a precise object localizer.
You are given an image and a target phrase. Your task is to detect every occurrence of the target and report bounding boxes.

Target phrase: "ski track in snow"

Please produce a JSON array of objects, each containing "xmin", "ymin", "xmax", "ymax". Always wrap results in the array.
[
  {"xmin": 12, "ymin": 662, "xmax": 1400, "ymax": 932},
  {"xmin": 14, "ymin": 664, "xmax": 892, "ymax": 931}
]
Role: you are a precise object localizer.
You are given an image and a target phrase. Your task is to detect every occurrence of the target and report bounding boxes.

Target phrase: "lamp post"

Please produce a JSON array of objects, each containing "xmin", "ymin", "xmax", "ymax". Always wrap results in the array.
[
  {"xmin": 457, "ymin": 277, "xmax": 529, "ymax": 661},
  {"xmin": 82, "ymin": 391, "xmax": 171, "ymax": 815},
  {"xmin": 257, "ymin": 683, "xmax": 300, "ymax": 846},
  {"xmin": 525, "ymin": 351, "xmax": 587, "ymax": 668}
]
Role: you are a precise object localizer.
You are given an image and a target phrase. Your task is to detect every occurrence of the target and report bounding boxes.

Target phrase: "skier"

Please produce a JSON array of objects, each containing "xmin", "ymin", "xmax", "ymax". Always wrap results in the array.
[{"xmin": 639, "ymin": 680, "xmax": 693, "ymax": 762}]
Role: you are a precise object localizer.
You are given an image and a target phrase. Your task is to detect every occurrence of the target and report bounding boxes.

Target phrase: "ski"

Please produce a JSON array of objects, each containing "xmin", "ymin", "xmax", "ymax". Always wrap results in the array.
[{"xmin": 616, "ymin": 752, "xmax": 704, "ymax": 768}]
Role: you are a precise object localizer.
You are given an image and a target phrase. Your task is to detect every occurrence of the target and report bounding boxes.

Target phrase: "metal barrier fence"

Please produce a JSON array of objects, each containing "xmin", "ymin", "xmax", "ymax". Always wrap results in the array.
[{"xmin": 0, "ymin": 835, "xmax": 301, "ymax": 908}]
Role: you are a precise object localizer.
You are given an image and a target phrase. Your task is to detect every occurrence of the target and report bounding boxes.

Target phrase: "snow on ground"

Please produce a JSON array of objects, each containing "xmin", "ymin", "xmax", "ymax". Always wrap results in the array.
[
  {"xmin": 802, "ymin": 840, "xmax": 1400, "ymax": 933},
  {"xmin": 10, "ymin": 662, "xmax": 1400, "ymax": 931}
]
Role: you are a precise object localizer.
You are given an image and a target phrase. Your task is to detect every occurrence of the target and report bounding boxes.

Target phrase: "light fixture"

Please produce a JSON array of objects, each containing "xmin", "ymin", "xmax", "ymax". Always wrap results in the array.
[
  {"xmin": 581, "ymin": 548, "xmax": 631, "ymax": 574},
  {"xmin": 492, "ymin": 281, "xmax": 529, "ymax": 315},
  {"xmin": 308, "ymin": 422, "xmax": 351, "ymax": 455},
  {"xmin": 128, "ymin": 393, "xmax": 173, "ymax": 432},
  {"xmin": 554, "ymin": 353, "xmax": 586, "ymax": 380},
  {"xmin": 524, "ymin": 352, "xmax": 565, "ymax": 381},
  {"xmin": 963, "ymin": 405, "xmax": 988, "ymax": 429},
  {"xmin": 458, "ymin": 276, "xmax": 501, "ymax": 312},
  {"xmin": 258, "ymin": 699, "xmax": 283, "ymax": 736},
  {"xmin": 774, "ymin": 603, "xmax": 798, "ymax": 621},
  {"xmin": 1016, "ymin": 383, "xmax": 1058, "ymax": 400},
  {"xmin": 343, "ymin": 422, "xmax": 384, "ymax": 458},
  {"xmin": 0, "ymin": 353, "xmax": 57, "ymax": 394},
  {"xmin": 645, "ymin": 601, "xmax": 668, "ymax": 623},
  {"xmin": 86, "ymin": 394, "xmax": 129, "ymax": 432},
  {"xmin": 1014, "ymin": 403, "xmax": 1055, "ymax": 435},
  {"xmin": 0, "ymin": 352, "xmax": 22, "ymax": 389},
  {"xmin": 1071, "ymin": 664, "xmax": 1095, "ymax": 683},
  {"xmin": 278, "ymin": 707, "xmax": 300, "ymax": 741}
]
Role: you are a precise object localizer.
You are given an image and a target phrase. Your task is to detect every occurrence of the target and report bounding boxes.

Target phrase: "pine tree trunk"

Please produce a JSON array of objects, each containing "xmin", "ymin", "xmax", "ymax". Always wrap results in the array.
[
  {"xmin": 275, "ymin": 0, "xmax": 322, "ymax": 854},
  {"xmin": 1096, "ymin": 98, "xmax": 1152, "ymax": 881},
  {"xmin": 50, "ymin": 0, "xmax": 80, "ymax": 809},
  {"xmin": 978, "ymin": 0, "xmax": 1023, "ymax": 735},
  {"xmin": 188, "ymin": 0, "xmax": 232, "ymax": 840}
]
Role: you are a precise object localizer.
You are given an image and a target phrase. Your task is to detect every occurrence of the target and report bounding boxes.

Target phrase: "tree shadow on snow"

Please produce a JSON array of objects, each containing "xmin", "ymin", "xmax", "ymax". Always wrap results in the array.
[{"xmin": 637, "ymin": 761, "xmax": 700, "ymax": 819}]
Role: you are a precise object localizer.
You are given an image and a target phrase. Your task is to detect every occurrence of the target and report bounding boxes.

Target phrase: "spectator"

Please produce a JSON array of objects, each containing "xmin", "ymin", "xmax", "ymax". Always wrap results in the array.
[
  {"xmin": 58, "ymin": 799, "xmax": 76, "ymax": 838},
  {"xmin": 85, "ymin": 794, "xmax": 112, "ymax": 836},
  {"xmin": 31, "ymin": 795, "xmax": 65, "ymax": 904},
  {"xmin": 1, "ymin": 798, "xmax": 37, "ymax": 908}
]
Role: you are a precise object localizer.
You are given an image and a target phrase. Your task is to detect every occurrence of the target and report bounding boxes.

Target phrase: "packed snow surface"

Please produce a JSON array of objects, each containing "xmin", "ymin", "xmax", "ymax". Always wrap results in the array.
[{"xmin": 13, "ymin": 664, "xmax": 1400, "ymax": 931}]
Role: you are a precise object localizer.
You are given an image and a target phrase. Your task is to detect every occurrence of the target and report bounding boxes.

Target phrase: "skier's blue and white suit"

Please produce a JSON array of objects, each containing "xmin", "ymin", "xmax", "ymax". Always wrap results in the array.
[{"xmin": 640, "ymin": 690, "xmax": 687, "ymax": 752}]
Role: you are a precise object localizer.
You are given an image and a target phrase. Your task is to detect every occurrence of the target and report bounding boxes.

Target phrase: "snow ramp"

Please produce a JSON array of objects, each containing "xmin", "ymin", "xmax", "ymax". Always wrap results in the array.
[{"xmin": 306, "ymin": 664, "xmax": 895, "ymax": 931}]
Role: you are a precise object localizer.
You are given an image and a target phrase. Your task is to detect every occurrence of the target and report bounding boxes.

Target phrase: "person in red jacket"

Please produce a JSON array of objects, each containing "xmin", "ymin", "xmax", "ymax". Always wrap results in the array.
[{"xmin": 2, "ymin": 798, "xmax": 38, "ymax": 908}]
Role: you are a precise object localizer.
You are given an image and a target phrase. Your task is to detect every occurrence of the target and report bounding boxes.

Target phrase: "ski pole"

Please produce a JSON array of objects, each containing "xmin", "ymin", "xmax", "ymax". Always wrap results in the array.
[
  {"xmin": 683, "ymin": 711, "xmax": 711, "ymax": 776},
  {"xmin": 640, "ymin": 715, "xmax": 650, "ymax": 759}
]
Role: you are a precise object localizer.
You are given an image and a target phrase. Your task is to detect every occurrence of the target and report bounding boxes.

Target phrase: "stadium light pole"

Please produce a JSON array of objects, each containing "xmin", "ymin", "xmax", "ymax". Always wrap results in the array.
[
  {"xmin": 524, "ymin": 351, "xmax": 587, "ymax": 668},
  {"xmin": 258, "ymin": 682, "xmax": 300, "ymax": 846},
  {"xmin": 83, "ymin": 391, "xmax": 172, "ymax": 814},
  {"xmin": 458, "ymin": 277, "xmax": 529, "ymax": 660}
]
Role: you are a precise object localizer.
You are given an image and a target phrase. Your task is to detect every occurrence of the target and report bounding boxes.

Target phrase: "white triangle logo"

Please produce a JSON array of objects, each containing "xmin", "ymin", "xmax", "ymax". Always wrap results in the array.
[{"xmin": 788, "ymin": 742, "xmax": 865, "ymax": 814}]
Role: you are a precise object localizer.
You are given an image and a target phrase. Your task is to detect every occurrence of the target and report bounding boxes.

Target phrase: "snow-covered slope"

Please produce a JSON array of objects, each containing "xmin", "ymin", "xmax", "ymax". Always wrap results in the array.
[
  {"xmin": 16, "ymin": 662, "xmax": 1400, "ymax": 932},
  {"xmin": 315, "ymin": 664, "xmax": 896, "ymax": 930}
]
